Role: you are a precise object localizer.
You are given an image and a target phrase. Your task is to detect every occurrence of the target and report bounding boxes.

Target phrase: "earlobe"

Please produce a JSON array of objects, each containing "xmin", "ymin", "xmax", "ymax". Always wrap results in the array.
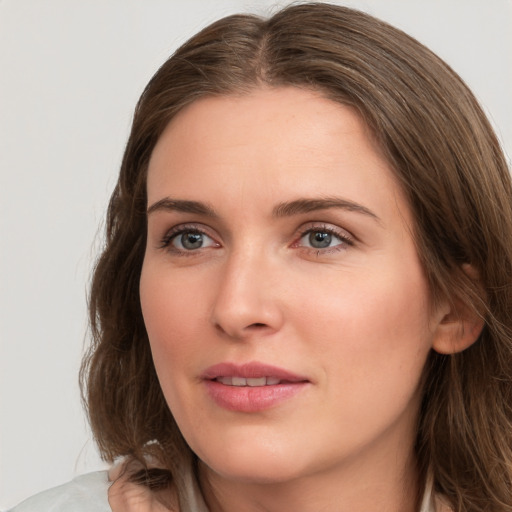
[
  {"xmin": 432, "ymin": 265, "xmax": 485, "ymax": 355},
  {"xmin": 432, "ymin": 307, "xmax": 485, "ymax": 355}
]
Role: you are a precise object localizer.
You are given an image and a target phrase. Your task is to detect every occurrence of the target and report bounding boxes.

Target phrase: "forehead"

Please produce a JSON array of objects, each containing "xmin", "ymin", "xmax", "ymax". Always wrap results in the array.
[
  {"xmin": 146, "ymin": 87, "xmax": 410, "ymax": 226},
  {"xmin": 149, "ymin": 87, "xmax": 376, "ymax": 165}
]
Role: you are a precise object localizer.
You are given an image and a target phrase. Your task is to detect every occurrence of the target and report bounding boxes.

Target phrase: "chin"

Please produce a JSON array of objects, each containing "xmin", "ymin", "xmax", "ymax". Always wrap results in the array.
[
  {"xmin": 205, "ymin": 461, "xmax": 304, "ymax": 486},
  {"xmin": 196, "ymin": 441, "xmax": 309, "ymax": 485}
]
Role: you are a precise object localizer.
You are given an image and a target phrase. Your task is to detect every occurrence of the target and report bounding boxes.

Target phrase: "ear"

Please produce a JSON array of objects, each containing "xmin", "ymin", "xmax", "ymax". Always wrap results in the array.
[{"xmin": 431, "ymin": 264, "xmax": 485, "ymax": 355}]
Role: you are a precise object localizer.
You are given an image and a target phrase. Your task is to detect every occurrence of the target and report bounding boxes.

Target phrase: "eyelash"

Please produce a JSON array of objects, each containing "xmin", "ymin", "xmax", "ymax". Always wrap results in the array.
[
  {"xmin": 158, "ymin": 223, "xmax": 354, "ymax": 256},
  {"xmin": 293, "ymin": 224, "xmax": 354, "ymax": 254},
  {"xmin": 159, "ymin": 224, "xmax": 218, "ymax": 256}
]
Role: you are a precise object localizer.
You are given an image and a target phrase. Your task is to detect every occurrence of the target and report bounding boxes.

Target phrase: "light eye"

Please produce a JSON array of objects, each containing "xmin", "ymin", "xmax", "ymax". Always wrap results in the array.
[
  {"xmin": 305, "ymin": 231, "xmax": 334, "ymax": 249},
  {"xmin": 298, "ymin": 228, "xmax": 350, "ymax": 250},
  {"xmin": 170, "ymin": 230, "xmax": 216, "ymax": 251}
]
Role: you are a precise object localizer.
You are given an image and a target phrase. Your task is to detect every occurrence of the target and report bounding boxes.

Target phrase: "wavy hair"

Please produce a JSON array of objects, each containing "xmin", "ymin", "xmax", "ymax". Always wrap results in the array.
[{"xmin": 81, "ymin": 3, "xmax": 512, "ymax": 511}]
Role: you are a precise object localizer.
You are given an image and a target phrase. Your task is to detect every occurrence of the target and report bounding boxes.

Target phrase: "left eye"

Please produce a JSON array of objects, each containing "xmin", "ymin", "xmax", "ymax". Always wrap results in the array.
[
  {"xmin": 298, "ymin": 229, "xmax": 348, "ymax": 249},
  {"xmin": 171, "ymin": 230, "xmax": 216, "ymax": 251}
]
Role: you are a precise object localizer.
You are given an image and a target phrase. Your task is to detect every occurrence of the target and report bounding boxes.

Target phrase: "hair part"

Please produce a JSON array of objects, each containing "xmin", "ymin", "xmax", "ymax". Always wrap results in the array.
[{"xmin": 81, "ymin": 4, "xmax": 512, "ymax": 511}]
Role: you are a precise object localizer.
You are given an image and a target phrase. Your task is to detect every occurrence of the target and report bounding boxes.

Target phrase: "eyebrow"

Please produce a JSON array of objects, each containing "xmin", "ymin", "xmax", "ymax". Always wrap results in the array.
[
  {"xmin": 272, "ymin": 197, "xmax": 380, "ymax": 222},
  {"xmin": 147, "ymin": 196, "xmax": 380, "ymax": 222},
  {"xmin": 147, "ymin": 198, "xmax": 217, "ymax": 217}
]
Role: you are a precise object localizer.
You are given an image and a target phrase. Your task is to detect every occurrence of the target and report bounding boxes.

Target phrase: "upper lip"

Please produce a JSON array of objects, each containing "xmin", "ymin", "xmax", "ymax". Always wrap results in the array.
[{"xmin": 201, "ymin": 362, "xmax": 308, "ymax": 382}]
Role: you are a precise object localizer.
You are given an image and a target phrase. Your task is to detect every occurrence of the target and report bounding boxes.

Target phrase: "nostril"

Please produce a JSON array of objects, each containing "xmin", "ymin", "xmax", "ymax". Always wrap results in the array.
[{"xmin": 249, "ymin": 323, "xmax": 267, "ymax": 329}]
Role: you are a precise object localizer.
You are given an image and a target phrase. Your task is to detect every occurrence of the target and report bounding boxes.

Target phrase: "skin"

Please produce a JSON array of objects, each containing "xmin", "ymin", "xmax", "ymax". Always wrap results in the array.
[{"xmin": 136, "ymin": 87, "xmax": 454, "ymax": 512}]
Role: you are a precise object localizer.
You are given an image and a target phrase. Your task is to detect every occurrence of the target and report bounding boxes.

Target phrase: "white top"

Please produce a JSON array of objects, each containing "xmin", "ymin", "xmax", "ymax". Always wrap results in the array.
[
  {"xmin": 8, "ymin": 472, "xmax": 111, "ymax": 512},
  {"xmin": 9, "ymin": 470, "xmax": 439, "ymax": 512}
]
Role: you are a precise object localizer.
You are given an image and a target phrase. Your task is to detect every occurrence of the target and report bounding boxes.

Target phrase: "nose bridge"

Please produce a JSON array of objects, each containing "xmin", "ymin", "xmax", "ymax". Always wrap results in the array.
[{"xmin": 210, "ymin": 241, "xmax": 283, "ymax": 338}]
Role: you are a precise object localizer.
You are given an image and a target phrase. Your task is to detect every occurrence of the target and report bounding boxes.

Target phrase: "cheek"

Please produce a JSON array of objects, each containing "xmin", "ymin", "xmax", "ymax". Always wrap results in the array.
[
  {"xmin": 294, "ymin": 259, "xmax": 433, "ymax": 395},
  {"xmin": 300, "ymin": 266, "xmax": 430, "ymax": 335},
  {"xmin": 140, "ymin": 264, "xmax": 202, "ymax": 372}
]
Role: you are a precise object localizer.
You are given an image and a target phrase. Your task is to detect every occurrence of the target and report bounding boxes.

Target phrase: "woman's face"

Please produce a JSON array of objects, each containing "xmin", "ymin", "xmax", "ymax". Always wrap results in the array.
[{"xmin": 140, "ymin": 87, "xmax": 445, "ymax": 485}]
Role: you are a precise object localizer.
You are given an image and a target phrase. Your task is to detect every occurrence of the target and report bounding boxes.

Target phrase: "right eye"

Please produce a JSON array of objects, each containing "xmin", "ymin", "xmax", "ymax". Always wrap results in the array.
[{"xmin": 162, "ymin": 227, "xmax": 219, "ymax": 253}]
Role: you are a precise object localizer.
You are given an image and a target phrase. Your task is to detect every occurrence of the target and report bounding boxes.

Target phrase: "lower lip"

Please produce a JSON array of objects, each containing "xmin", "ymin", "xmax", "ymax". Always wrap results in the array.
[{"xmin": 204, "ymin": 380, "xmax": 308, "ymax": 412}]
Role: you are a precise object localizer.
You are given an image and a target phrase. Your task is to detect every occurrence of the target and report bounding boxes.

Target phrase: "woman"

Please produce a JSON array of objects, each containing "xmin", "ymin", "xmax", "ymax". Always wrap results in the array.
[{"xmin": 11, "ymin": 3, "xmax": 512, "ymax": 512}]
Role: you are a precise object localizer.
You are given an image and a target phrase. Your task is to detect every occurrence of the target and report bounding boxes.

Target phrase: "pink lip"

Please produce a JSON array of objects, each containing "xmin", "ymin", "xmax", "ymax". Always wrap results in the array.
[
  {"xmin": 201, "ymin": 362, "xmax": 307, "ymax": 381},
  {"xmin": 201, "ymin": 362, "xmax": 310, "ymax": 413}
]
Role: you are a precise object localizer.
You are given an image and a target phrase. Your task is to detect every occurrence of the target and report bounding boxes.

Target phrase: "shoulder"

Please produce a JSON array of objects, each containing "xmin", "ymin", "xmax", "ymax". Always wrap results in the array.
[{"xmin": 8, "ymin": 471, "xmax": 111, "ymax": 512}]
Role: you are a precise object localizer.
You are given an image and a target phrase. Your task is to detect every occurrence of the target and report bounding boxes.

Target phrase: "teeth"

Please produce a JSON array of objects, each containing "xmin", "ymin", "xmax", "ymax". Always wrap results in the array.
[
  {"xmin": 215, "ymin": 376, "xmax": 281, "ymax": 386},
  {"xmin": 247, "ymin": 377, "xmax": 266, "ymax": 387},
  {"xmin": 232, "ymin": 376, "xmax": 247, "ymax": 386}
]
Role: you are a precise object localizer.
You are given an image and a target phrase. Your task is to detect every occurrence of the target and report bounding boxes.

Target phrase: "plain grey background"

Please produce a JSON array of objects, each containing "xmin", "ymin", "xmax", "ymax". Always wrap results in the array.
[{"xmin": 1, "ymin": 0, "xmax": 511, "ymax": 508}]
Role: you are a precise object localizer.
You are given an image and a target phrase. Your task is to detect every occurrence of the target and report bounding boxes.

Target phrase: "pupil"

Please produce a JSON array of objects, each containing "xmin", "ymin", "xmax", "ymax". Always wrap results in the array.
[
  {"xmin": 182, "ymin": 232, "xmax": 203, "ymax": 249},
  {"xmin": 309, "ymin": 231, "xmax": 331, "ymax": 248}
]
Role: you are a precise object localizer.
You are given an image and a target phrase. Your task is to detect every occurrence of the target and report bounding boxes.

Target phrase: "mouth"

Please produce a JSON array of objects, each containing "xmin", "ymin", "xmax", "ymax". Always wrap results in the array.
[
  {"xmin": 201, "ymin": 362, "xmax": 310, "ymax": 412},
  {"xmin": 214, "ymin": 376, "xmax": 284, "ymax": 386}
]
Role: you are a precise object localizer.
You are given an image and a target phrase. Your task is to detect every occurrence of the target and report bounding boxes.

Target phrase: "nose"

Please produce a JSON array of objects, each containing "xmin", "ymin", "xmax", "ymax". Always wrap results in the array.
[{"xmin": 210, "ymin": 248, "xmax": 285, "ymax": 340}]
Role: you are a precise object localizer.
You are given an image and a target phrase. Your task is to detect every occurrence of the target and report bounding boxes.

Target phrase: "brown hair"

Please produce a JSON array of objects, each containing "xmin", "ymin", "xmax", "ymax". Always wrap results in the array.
[{"xmin": 81, "ymin": 3, "xmax": 512, "ymax": 510}]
